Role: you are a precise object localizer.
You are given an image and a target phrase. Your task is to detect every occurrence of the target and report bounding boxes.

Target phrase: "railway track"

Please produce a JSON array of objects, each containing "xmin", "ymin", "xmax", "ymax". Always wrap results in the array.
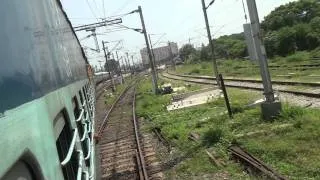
[
  {"xmin": 95, "ymin": 77, "xmax": 122, "ymax": 99},
  {"xmin": 96, "ymin": 83, "xmax": 163, "ymax": 180},
  {"xmin": 163, "ymin": 72, "xmax": 320, "ymax": 98},
  {"xmin": 228, "ymin": 61, "xmax": 320, "ymax": 70},
  {"xmin": 167, "ymin": 72, "xmax": 320, "ymax": 87},
  {"xmin": 229, "ymin": 146, "xmax": 287, "ymax": 180}
]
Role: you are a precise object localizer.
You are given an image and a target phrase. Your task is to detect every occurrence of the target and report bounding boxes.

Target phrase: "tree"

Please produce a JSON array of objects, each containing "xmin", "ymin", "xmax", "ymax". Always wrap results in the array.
[
  {"xmin": 310, "ymin": 17, "xmax": 320, "ymax": 32},
  {"xmin": 179, "ymin": 44, "xmax": 196, "ymax": 60},
  {"xmin": 264, "ymin": 31, "xmax": 279, "ymax": 57},
  {"xmin": 294, "ymin": 23, "xmax": 310, "ymax": 51},
  {"xmin": 261, "ymin": 0, "xmax": 320, "ymax": 32},
  {"xmin": 215, "ymin": 34, "xmax": 246, "ymax": 59},
  {"xmin": 200, "ymin": 44, "xmax": 210, "ymax": 61},
  {"xmin": 277, "ymin": 27, "xmax": 296, "ymax": 56}
]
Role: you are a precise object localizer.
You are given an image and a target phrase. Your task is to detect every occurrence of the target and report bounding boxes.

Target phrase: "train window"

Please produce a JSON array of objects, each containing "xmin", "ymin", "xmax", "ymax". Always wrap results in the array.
[
  {"xmin": 2, "ymin": 161, "xmax": 36, "ymax": 180},
  {"xmin": 72, "ymin": 97, "xmax": 89, "ymax": 166},
  {"xmin": 82, "ymin": 87, "xmax": 89, "ymax": 103},
  {"xmin": 79, "ymin": 90, "xmax": 84, "ymax": 105},
  {"xmin": 72, "ymin": 97, "xmax": 81, "ymax": 121},
  {"xmin": 54, "ymin": 110, "xmax": 78, "ymax": 180}
]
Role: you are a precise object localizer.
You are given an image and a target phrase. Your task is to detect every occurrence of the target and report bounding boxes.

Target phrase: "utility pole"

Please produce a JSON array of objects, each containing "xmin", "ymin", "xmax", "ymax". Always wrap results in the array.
[
  {"xmin": 131, "ymin": 55, "xmax": 135, "ymax": 73},
  {"xmin": 126, "ymin": 52, "xmax": 132, "ymax": 73},
  {"xmin": 91, "ymin": 29, "xmax": 100, "ymax": 52},
  {"xmin": 148, "ymin": 34, "xmax": 159, "ymax": 79},
  {"xmin": 121, "ymin": 56, "xmax": 127, "ymax": 73},
  {"xmin": 74, "ymin": 18, "xmax": 122, "ymax": 53},
  {"xmin": 116, "ymin": 51, "xmax": 124, "ymax": 84},
  {"xmin": 168, "ymin": 41, "xmax": 176, "ymax": 71},
  {"xmin": 148, "ymin": 34, "xmax": 156, "ymax": 66},
  {"xmin": 201, "ymin": 0, "xmax": 220, "ymax": 87},
  {"xmin": 102, "ymin": 41, "xmax": 115, "ymax": 91},
  {"xmin": 246, "ymin": 0, "xmax": 281, "ymax": 120},
  {"xmin": 138, "ymin": 6, "xmax": 158, "ymax": 93}
]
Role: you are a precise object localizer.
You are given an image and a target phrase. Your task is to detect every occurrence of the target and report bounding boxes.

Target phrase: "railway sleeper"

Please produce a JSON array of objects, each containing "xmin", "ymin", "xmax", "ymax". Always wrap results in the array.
[
  {"xmin": 100, "ymin": 142, "xmax": 136, "ymax": 151},
  {"xmin": 100, "ymin": 149, "xmax": 136, "ymax": 159},
  {"xmin": 101, "ymin": 169, "xmax": 138, "ymax": 180},
  {"xmin": 101, "ymin": 154, "xmax": 136, "ymax": 165},
  {"xmin": 102, "ymin": 162, "xmax": 136, "ymax": 174}
]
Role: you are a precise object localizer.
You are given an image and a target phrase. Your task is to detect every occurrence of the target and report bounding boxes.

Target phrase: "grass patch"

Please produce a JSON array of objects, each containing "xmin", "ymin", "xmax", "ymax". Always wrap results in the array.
[
  {"xmin": 159, "ymin": 74, "xmax": 203, "ymax": 93},
  {"xmin": 103, "ymin": 81, "xmax": 128, "ymax": 106},
  {"xmin": 174, "ymin": 51, "xmax": 320, "ymax": 82},
  {"xmin": 137, "ymin": 77, "xmax": 320, "ymax": 179}
]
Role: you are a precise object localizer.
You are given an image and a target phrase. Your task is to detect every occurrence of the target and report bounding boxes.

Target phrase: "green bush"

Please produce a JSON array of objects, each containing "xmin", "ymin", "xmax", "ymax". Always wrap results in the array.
[
  {"xmin": 190, "ymin": 68, "xmax": 200, "ymax": 74},
  {"xmin": 202, "ymin": 128, "xmax": 223, "ymax": 146},
  {"xmin": 279, "ymin": 104, "xmax": 305, "ymax": 120},
  {"xmin": 310, "ymin": 47, "xmax": 320, "ymax": 58},
  {"xmin": 285, "ymin": 51, "xmax": 310, "ymax": 62}
]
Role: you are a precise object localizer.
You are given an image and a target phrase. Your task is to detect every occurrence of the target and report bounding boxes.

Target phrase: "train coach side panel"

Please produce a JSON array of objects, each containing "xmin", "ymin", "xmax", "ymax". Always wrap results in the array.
[{"xmin": 0, "ymin": 0, "xmax": 88, "ymax": 113}]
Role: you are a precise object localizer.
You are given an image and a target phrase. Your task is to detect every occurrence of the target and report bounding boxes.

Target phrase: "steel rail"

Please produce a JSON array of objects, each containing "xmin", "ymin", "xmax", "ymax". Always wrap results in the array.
[
  {"xmin": 167, "ymin": 72, "xmax": 320, "ymax": 87},
  {"xmin": 163, "ymin": 73, "xmax": 320, "ymax": 98},
  {"xmin": 132, "ymin": 88, "xmax": 149, "ymax": 180},
  {"xmin": 97, "ymin": 83, "xmax": 133, "ymax": 135},
  {"xmin": 229, "ymin": 146, "xmax": 287, "ymax": 180}
]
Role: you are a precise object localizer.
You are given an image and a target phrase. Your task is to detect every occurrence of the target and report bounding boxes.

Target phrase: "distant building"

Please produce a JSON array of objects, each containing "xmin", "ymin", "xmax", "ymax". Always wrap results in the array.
[{"xmin": 140, "ymin": 42, "xmax": 178, "ymax": 65}]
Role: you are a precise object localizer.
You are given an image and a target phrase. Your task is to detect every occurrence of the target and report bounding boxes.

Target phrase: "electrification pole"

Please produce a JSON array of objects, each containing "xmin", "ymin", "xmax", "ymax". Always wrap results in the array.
[
  {"xmin": 148, "ymin": 34, "xmax": 156, "ymax": 67},
  {"xmin": 246, "ymin": 0, "xmax": 281, "ymax": 119},
  {"xmin": 121, "ymin": 56, "xmax": 128, "ymax": 73},
  {"xmin": 131, "ymin": 55, "xmax": 135, "ymax": 73},
  {"xmin": 168, "ymin": 41, "xmax": 176, "ymax": 71},
  {"xmin": 126, "ymin": 52, "xmax": 132, "ymax": 73},
  {"xmin": 138, "ymin": 6, "xmax": 158, "ymax": 93},
  {"xmin": 116, "ymin": 51, "xmax": 124, "ymax": 84},
  {"xmin": 201, "ymin": 0, "xmax": 220, "ymax": 87},
  {"xmin": 102, "ymin": 41, "xmax": 115, "ymax": 91}
]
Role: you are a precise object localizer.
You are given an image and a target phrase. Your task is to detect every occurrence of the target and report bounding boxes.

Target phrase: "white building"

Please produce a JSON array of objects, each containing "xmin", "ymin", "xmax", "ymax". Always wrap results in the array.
[{"xmin": 140, "ymin": 42, "xmax": 178, "ymax": 65}]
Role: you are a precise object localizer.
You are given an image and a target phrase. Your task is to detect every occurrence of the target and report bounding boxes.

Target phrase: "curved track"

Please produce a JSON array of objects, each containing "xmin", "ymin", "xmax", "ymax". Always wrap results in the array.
[
  {"xmin": 163, "ymin": 72, "xmax": 320, "ymax": 98},
  {"xmin": 167, "ymin": 72, "xmax": 320, "ymax": 87},
  {"xmin": 96, "ymin": 83, "xmax": 163, "ymax": 180}
]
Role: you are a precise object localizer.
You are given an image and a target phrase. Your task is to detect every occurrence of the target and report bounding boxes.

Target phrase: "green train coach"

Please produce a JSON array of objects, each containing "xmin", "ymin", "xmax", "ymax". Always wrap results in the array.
[{"xmin": 0, "ymin": 0, "xmax": 98, "ymax": 179}]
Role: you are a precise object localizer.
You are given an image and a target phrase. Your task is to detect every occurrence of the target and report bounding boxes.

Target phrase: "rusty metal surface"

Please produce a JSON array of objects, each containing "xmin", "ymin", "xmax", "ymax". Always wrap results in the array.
[{"xmin": 229, "ymin": 146, "xmax": 287, "ymax": 180}]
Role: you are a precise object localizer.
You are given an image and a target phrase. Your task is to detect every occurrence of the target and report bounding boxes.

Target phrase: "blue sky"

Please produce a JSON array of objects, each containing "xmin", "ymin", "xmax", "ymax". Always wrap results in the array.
[{"xmin": 61, "ymin": 0, "xmax": 297, "ymax": 67}]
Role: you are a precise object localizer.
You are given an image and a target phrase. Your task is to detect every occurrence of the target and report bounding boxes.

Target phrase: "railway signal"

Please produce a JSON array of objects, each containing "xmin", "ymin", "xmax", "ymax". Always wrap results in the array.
[{"xmin": 246, "ymin": 0, "xmax": 282, "ymax": 119}]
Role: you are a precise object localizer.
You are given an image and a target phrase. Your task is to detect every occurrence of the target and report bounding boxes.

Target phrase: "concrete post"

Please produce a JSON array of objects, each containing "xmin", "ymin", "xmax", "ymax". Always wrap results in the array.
[
  {"xmin": 138, "ymin": 6, "xmax": 158, "ymax": 94},
  {"xmin": 201, "ymin": 0, "xmax": 220, "ymax": 87},
  {"xmin": 246, "ymin": 0, "xmax": 281, "ymax": 119}
]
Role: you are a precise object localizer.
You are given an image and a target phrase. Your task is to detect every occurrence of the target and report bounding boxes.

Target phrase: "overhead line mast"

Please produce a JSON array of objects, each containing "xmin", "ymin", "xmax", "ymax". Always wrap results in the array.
[
  {"xmin": 74, "ymin": 18, "xmax": 122, "ymax": 53},
  {"xmin": 201, "ymin": 0, "xmax": 220, "ymax": 87}
]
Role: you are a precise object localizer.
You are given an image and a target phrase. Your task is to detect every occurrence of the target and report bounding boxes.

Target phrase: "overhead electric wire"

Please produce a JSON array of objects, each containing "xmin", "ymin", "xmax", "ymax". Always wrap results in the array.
[
  {"xmin": 102, "ymin": 0, "xmax": 106, "ymax": 19},
  {"xmin": 241, "ymin": 0, "xmax": 248, "ymax": 22},
  {"xmin": 151, "ymin": 34, "xmax": 166, "ymax": 47},
  {"xmin": 85, "ymin": 0, "xmax": 100, "ymax": 22},
  {"xmin": 111, "ymin": 0, "xmax": 131, "ymax": 16},
  {"xmin": 92, "ymin": 0, "xmax": 99, "ymax": 13}
]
